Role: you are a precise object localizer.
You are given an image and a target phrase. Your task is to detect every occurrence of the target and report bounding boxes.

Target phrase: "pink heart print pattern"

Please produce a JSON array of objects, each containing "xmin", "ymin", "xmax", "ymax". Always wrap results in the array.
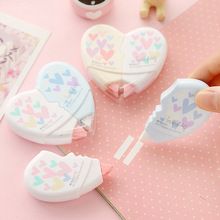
[
  {"xmin": 9, "ymin": 96, "xmax": 51, "ymax": 128},
  {"xmin": 30, "ymin": 157, "xmax": 82, "ymax": 191},
  {"xmin": 129, "ymin": 31, "xmax": 162, "ymax": 65},
  {"xmin": 85, "ymin": 29, "xmax": 163, "ymax": 65},
  {"xmin": 0, "ymin": 22, "xmax": 39, "ymax": 107},
  {"xmin": 24, "ymin": 151, "xmax": 108, "ymax": 202},
  {"xmin": 82, "ymin": 25, "xmax": 167, "ymax": 100},
  {"xmin": 86, "ymin": 31, "xmax": 115, "ymax": 64}
]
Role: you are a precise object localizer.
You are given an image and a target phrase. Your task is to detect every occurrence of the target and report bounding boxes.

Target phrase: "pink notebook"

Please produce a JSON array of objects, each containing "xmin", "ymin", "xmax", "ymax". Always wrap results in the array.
[{"xmin": 61, "ymin": 0, "xmax": 220, "ymax": 219}]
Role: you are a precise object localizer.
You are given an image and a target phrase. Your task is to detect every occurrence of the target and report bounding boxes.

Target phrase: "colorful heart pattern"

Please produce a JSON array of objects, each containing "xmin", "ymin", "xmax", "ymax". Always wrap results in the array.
[
  {"xmin": 81, "ymin": 25, "xmax": 167, "ymax": 99},
  {"xmin": 24, "ymin": 151, "xmax": 104, "ymax": 202},
  {"xmin": 5, "ymin": 62, "xmax": 95, "ymax": 145},
  {"xmin": 144, "ymin": 79, "xmax": 211, "ymax": 142},
  {"xmin": 26, "ymin": 151, "xmax": 82, "ymax": 192}
]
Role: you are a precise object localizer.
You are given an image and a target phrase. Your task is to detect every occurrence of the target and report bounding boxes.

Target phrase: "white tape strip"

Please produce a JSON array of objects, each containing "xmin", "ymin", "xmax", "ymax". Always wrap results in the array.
[
  {"xmin": 123, "ymin": 141, "xmax": 144, "ymax": 165},
  {"xmin": 114, "ymin": 135, "xmax": 134, "ymax": 160}
]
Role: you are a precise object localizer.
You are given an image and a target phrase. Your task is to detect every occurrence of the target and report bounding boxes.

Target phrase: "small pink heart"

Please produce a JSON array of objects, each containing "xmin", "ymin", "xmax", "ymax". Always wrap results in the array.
[
  {"xmin": 133, "ymin": 51, "xmax": 145, "ymax": 62},
  {"xmin": 43, "ymin": 167, "xmax": 57, "ymax": 179},
  {"xmin": 43, "ymin": 183, "xmax": 50, "ymax": 191},
  {"xmin": 147, "ymin": 30, "xmax": 154, "ymax": 36},
  {"xmin": 39, "ymin": 160, "xmax": 46, "ymax": 167},
  {"xmin": 41, "ymin": 106, "xmax": 49, "ymax": 118},
  {"xmin": 22, "ymin": 104, "xmax": 34, "ymax": 115},
  {"xmin": 154, "ymin": 36, "xmax": 161, "ymax": 42},
  {"xmin": 100, "ymin": 49, "xmax": 114, "ymax": 61},
  {"xmin": 132, "ymin": 34, "xmax": 139, "ymax": 40},
  {"xmin": 32, "ymin": 167, "xmax": 40, "ymax": 175},
  {"xmin": 35, "ymin": 106, "xmax": 49, "ymax": 119},
  {"xmin": 89, "ymin": 33, "xmax": 98, "ymax": 41},
  {"xmin": 15, "ymin": 99, "xmax": 22, "ymax": 107},
  {"xmin": 141, "ymin": 38, "xmax": 153, "ymax": 50},
  {"xmin": 57, "ymin": 161, "xmax": 72, "ymax": 176}
]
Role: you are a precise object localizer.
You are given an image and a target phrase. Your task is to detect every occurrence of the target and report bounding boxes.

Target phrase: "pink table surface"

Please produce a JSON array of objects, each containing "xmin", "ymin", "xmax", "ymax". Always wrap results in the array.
[{"xmin": 0, "ymin": 0, "xmax": 198, "ymax": 219}]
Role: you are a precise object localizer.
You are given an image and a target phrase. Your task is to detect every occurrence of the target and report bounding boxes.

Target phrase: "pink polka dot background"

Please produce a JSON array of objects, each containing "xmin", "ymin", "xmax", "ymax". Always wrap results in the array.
[{"xmin": 62, "ymin": 0, "xmax": 220, "ymax": 219}]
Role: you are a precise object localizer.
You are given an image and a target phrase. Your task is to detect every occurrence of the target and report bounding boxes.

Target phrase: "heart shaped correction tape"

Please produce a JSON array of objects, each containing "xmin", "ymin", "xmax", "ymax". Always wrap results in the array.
[
  {"xmin": 140, "ymin": 79, "xmax": 211, "ymax": 142},
  {"xmin": 72, "ymin": 0, "xmax": 113, "ymax": 20},
  {"xmin": 5, "ymin": 62, "xmax": 95, "ymax": 145},
  {"xmin": 24, "ymin": 150, "xmax": 112, "ymax": 202},
  {"xmin": 81, "ymin": 24, "xmax": 167, "ymax": 100}
]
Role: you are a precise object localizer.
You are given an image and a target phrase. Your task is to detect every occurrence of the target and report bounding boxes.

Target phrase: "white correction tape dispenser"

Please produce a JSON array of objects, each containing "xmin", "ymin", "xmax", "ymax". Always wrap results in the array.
[
  {"xmin": 140, "ymin": 78, "xmax": 211, "ymax": 142},
  {"xmin": 81, "ymin": 24, "xmax": 167, "ymax": 101},
  {"xmin": 24, "ymin": 150, "xmax": 112, "ymax": 202},
  {"xmin": 5, "ymin": 62, "xmax": 95, "ymax": 145}
]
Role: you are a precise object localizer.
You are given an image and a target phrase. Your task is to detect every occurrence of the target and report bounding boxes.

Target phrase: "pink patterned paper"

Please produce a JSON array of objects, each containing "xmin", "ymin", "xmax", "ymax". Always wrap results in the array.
[
  {"xmin": 0, "ymin": 13, "xmax": 49, "ymax": 120},
  {"xmin": 0, "ymin": 24, "xmax": 38, "ymax": 103},
  {"xmin": 62, "ymin": 0, "xmax": 220, "ymax": 219}
]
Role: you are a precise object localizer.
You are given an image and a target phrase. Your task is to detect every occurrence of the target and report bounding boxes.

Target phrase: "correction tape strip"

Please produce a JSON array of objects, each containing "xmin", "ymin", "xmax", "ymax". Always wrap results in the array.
[
  {"xmin": 140, "ymin": 79, "xmax": 211, "ymax": 142},
  {"xmin": 24, "ymin": 150, "xmax": 112, "ymax": 202},
  {"xmin": 5, "ymin": 62, "xmax": 95, "ymax": 145},
  {"xmin": 81, "ymin": 24, "xmax": 167, "ymax": 100}
]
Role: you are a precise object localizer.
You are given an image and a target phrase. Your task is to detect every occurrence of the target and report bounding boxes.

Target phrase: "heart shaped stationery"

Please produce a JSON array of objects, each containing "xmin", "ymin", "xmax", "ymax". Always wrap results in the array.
[
  {"xmin": 140, "ymin": 79, "xmax": 211, "ymax": 142},
  {"xmin": 5, "ymin": 62, "xmax": 95, "ymax": 145},
  {"xmin": 24, "ymin": 150, "xmax": 112, "ymax": 202},
  {"xmin": 81, "ymin": 24, "xmax": 167, "ymax": 100}
]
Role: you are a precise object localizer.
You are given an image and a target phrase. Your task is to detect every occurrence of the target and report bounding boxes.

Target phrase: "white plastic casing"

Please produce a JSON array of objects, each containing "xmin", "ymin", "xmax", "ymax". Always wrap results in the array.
[
  {"xmin": 81, "ymin": 24, "xmax": 167, "ymax": 101},
  {"xmin": 24, "ymin": 150, "xmax": 103, "ymax": 202},
  {"xmin": 141, "ymin": 79, "xmax": 211, "ymax": 142},
  {"xmin": 5, "ymin": 62, "xmax": 95, "ymax": 145}
]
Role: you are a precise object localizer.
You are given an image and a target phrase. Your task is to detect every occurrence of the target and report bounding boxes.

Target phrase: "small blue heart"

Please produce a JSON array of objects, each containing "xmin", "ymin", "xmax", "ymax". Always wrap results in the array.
[
  {"xmin": 63, "ymin": 173, "xmax": 71, "ymax": 182},
  {"xmin": 69, "ymin": 88, "xmax": 77, "ymax": 94},
  {"xmin": 172, "ymin": 96, "xmax": 178, "ymax": 103},
  {"xmin": 44, "ymin": 74, "xmax": 49, "ymax": 79},
  {"xmin": 107, "ymin": 35, "xmax": 113, "ymax": 41},
  {"xmin": 160, "ymin": 117, "xmax": 165, "ymax": 122},
  {"xmin": 182, "ymin": 98, "xmax": 196, "ymax": 114},
  {"xmin": 193, "ymin": 111, "xmax": 202, "ymax": 120},
  {"xmin": 63, "ymin": 69, "xmax": 71, "ymax": 76},
  {"xmin": 49, "ymin": 73, "xmax": 64, "ymax": 85},
  {"xmin": 37, "ymin": 117, "xmax": 44, "ymax": 125},
  {"xmin": 188, "ymin": 92, "xmax": 195, "ymax": 97},
  {"xmin": 45, "ymin": 87, "xmax": 51, "ymax": 92}
]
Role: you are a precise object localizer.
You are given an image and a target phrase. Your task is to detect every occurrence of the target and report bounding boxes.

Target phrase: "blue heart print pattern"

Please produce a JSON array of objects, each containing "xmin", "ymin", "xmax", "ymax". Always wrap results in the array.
[
  {"xmin": 37, "ymin": 63, "xmax": 91, "ymax": 115},
  {"xmin": 145, "ymin": 79, "xmax": 211, "ymax": 142}
]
